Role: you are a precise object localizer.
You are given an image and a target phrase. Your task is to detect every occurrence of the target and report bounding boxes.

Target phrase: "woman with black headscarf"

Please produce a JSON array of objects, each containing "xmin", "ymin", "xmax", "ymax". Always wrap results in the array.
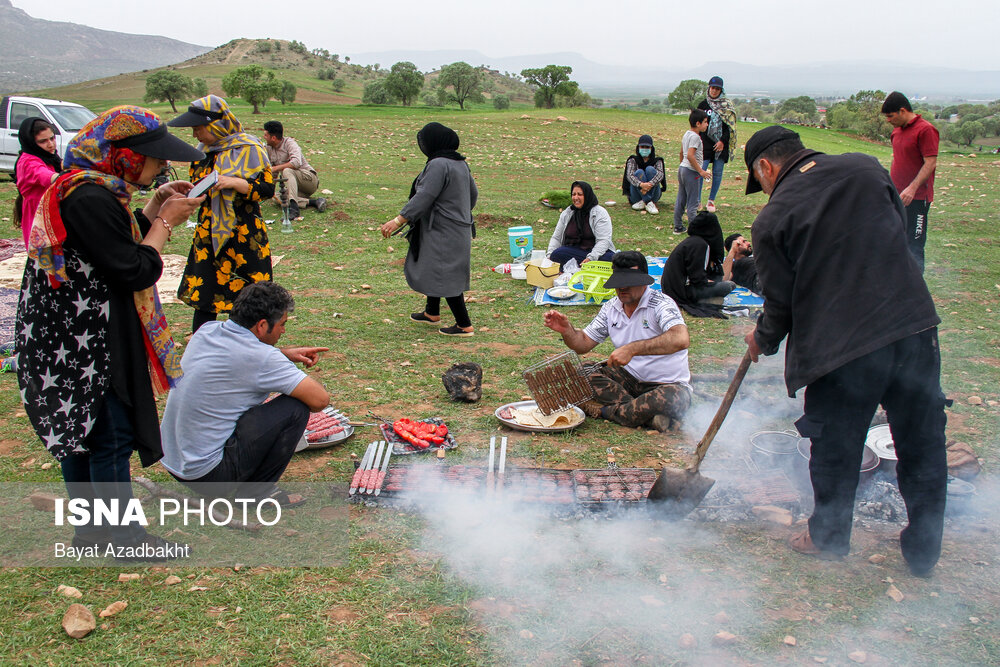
[
  {"xmin": 13, "ymin": 117, "xmax": 62, "ymax": 246},
  {"xmin": 621, "ymin": 134, "xmax": 666, "ymax": 214},
  {"xmin": 659, "ymin": 211, "xmax": 734, "ymax": 318},
  {"xmin": 381, "ymin": 122, "xmax": 478, "ymax": 337},
  {"xmin": 546, "ymin": 181, "xmax": 617, "ymax": 270}
]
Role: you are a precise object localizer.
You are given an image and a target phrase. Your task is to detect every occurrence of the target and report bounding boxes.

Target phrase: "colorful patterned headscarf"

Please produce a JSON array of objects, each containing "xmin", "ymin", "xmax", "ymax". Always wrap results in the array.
[
  {"xmin": 27, "ymin": 105, "xmax": 182, "ymax": 393},
  {"xmin": 705, "ymin": 82, "xmax": 739, "ymax": 161},
  {"xmin": 187, "ymin": 95, "xmax": 269, "ymax": 255}
]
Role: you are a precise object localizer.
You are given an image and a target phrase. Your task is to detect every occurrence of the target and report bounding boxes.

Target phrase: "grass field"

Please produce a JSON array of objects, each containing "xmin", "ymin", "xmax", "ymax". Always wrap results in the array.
[{"xmin": 0, "ymin": 101, "xmax": 998, "ymax": 665}]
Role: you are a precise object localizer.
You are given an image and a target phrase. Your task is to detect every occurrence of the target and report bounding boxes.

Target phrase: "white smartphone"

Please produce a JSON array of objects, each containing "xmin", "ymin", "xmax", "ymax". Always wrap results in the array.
[{"xmin": 187, "ymin": 171, "xmax": 218, "ymax": 198}]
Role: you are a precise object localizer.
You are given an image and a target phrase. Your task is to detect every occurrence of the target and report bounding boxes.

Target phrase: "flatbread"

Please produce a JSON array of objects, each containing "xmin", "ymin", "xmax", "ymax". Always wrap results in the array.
[{"xmin": 511, "ymin": 406, "xmax": 580, "ymax": 428}]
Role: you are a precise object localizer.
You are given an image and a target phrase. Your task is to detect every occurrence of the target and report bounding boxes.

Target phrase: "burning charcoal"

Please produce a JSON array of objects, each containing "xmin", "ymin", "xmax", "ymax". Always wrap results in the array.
[{"xmin": 442, "ymin": 362, "xmax": 483, "ymax": 403}]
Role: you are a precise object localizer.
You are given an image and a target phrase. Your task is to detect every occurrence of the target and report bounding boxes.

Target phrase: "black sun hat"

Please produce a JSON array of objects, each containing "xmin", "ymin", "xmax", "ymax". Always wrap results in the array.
[
  {"xmin": 743, "ymin": 126, "xmax": 800, "ymax": 194},
  {"xmin": 168, "ymin": 104, "xmax": 225, "ymax": 128},
  {"xmin": 603, "ymin": 255, "xmax": 655, "ymax": 289},
  {"xmin": 111, "ymin": 123, "xmax": 204, "ymax": 162}
]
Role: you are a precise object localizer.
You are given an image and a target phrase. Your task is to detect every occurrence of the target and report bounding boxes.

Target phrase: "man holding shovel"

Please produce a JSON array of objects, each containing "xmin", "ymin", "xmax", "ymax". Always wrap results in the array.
[{"xmin": 741, "ymin": 126, "xmax": 948, "ymax": 576}]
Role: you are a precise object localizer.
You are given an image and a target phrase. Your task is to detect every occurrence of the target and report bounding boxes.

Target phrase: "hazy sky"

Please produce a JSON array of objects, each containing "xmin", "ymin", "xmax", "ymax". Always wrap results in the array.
[{"xmin": 16, "ymin": 0, "xmax": 1000, "ymax": 70}]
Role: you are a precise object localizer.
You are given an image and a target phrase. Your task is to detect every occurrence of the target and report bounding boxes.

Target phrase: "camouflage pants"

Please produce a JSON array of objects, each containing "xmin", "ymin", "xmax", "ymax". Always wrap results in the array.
[{"xmin": 587, "ymin": 365, "xmax": 691, "ymax": 428}]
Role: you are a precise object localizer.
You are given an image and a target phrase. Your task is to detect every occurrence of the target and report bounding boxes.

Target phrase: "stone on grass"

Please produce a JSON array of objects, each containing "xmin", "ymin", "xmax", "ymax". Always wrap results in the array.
[
  {"xmin": 713, "ymin": 630, "xmax": 738, "ymax": 645},
  {"xmin": 946, "ymin": 441, "xmax": 981, "ymax": 479},
  {"xmin": 28, "ymin": 492, "xmax": 59, "ymax": 511},
  {"xmin": 62, "ymin": 603, "xmax": 96, "ymax": 639},
  {"xmin": 751, "ymin": 505, "xmax": 793, "ymax": 526},
  {"xmin": 678, "ymin": 633, "xmax": 697, "ymax": 649},
  {"xmin": 868, "ymin": 554, "xmax": 886, "ymax": 564},
  {"xmin": 442, "ymin": 362, "xmax": 483, "ymax": 403},
  {"xmin": 99, "ymin": 601, "xmax": 128, "ymax": 618},
  {"xmin": 848, "ymin": 650, "xmax": 868, "ymax": 663},
  {"xmin": 784, "ymin": 635, "xmax": 797, "ymax": 646},
  {"xmin": 886, "ymin": 585, "xmax": 904, "ymax": 602},
  {"xmin": 164, "ymin": 575, "xmax": 183, "ymax": 586},
  {"xmin": 118, "ymin": 573, "xmax": 140, "ymax": 582},
  {"xmin": 57, "ymin": 585, "xmax": 83, "ymax": 599}
]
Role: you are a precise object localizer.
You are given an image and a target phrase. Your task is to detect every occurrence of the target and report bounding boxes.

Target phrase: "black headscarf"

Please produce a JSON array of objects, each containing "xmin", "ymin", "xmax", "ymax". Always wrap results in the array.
[
  {"xmin": 416, "ymin": 122, "xmax": 466, "ymax": 163},
  {"xmin": 13, "ymin": 117, "xmax": 62, "ymax": 183},
  {"xmin": 687, "ymin": 211, "xmax": 725, "ymax": 273},
  {"xmin": 565, "ymin": 181, "xmax": 599, "ymax": 251}
]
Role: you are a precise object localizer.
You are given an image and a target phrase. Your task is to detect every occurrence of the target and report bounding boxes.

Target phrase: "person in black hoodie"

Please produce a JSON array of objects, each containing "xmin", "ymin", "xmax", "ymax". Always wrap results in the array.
[
  {"xmin": 621, "ymin": 134, "xmax": 666, "ymax": 214},
  {"xmin": 659, "ymin": 211, "xmax": 734, "ymax": 317}
]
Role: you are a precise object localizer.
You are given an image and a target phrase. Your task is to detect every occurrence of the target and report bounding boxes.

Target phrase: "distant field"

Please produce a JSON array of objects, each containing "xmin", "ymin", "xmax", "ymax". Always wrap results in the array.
[{"xmin": 1, "ymin": 101, "xmax": 998, "ymax": 665}]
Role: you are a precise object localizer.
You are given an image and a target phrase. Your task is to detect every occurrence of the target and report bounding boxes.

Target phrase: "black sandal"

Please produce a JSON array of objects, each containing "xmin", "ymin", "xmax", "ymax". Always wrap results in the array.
[{"xmin": 265, "ymin": 487, "xmax": 307, "ymax": 508}]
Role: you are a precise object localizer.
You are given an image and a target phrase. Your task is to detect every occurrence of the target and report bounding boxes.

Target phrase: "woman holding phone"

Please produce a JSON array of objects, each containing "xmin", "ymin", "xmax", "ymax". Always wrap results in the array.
[{"xmin": 169, "ymin": 95, "xmax": 274, "ymax": 333}]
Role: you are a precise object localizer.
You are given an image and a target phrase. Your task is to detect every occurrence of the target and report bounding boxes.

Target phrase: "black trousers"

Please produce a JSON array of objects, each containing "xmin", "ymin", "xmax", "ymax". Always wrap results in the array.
[
  {"xmin": 796, "ymin": 328, "xmax": 947, "ymax": 571},
  {"xmin": 176, "ymin": 395, "xmax": 309, "ymax": 499},
  {"xmin": 904, "ymin": 199, "xmax": 930, "ymax": 273}
]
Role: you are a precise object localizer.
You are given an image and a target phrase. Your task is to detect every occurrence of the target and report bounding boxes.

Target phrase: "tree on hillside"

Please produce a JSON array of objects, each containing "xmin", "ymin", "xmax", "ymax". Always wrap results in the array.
[
  {"xmin": 520, "ymin": 65, "xmax": 577, "ymax": 109},
  {"xmin": 437, "ymin": 62, "xmax": 484, "ymax": 110},
  {"xmin": 779, "ymin": 95, "xmax": 818, "ymax": 121},
  {"xmin": 362, "ymin": 80, "xmax": 395, "ymax": 105},
  {"xmin": 191, "ymin": 78, "xmax": 209, "ymax": 98},
  {"xmin": 492, "ymin": 94, "xmax": 510, "ymax": 110},
  {"xmin": 666, "ymin": 79, "xmax": 707, "ymax": 111},
  {"xmin": 144, "ymin": 70, "xmax": 193, "ymax": 113},
  {"xmin": 222, "ymin": 64, "xmax": 282, "ymax": 114},
  {"xmin": 278, "ymin": 80, "xmax": 297, "ymax": 105},
  {"xmin": 384, "ymin": 61, "xmax": 424, "ymax": 106}
]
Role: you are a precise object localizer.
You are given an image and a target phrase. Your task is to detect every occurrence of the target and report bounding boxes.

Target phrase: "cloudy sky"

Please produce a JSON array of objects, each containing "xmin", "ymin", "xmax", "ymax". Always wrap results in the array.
[{"xmin": 17, "ymin": 0, "xmax": 999, "ymax": 70}]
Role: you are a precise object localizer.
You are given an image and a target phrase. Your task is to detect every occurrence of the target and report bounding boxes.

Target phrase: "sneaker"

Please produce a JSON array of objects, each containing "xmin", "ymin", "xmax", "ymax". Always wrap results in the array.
[
  {"xmin": 706, "ymin": 201, "xmax": 716, "ymax": 213},
  {"xmin": 410, "ymin": 312, "xmax": 441, "ymax": 324},
  {"xmin": 673, "ymin": 226, "xmax": 685, "ymax": 235},
  {"xmin": 645, "ymin": 201, "xmax": 659, "ymax": 215},
  {"xmin": 631, "ymin": 201, "xmax": 645, "ymax": 210},
  {"xmin": 439, "ymin": 325, "xmax": 474, "ymax": 337},
  {"xmin": 309, "ymin": 197, "xmax": 328, "ymax": 212}
]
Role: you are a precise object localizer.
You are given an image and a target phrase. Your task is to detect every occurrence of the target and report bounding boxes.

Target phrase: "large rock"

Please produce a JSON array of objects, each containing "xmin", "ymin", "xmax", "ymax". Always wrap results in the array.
[
  {"xmin": 62, "ymin": 604, "xmax": 95, "ymax": 639},
  {"xmin": 442, "ymin": 363, "xmax": 483, "ymax": 403},
  {"xmin": 946, "ymin": 441, "xmax": 980, "ymax": 480}
]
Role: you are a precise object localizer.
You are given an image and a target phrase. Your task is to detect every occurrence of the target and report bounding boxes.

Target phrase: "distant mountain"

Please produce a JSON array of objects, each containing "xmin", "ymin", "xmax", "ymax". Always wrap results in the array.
[
  {"xmin": 0, "ymin": 0, "xmax": 211, "ymax": 92},
  {"xmin": 350, "ymin": 49, "xmax": 1000, "ymax": 101}
]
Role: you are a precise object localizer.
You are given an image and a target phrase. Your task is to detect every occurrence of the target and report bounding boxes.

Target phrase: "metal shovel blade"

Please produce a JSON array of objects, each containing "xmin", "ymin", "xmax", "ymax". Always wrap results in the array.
[{"xmin": 647, "ymin": 467, "xmax": 716, "ymax": 517}]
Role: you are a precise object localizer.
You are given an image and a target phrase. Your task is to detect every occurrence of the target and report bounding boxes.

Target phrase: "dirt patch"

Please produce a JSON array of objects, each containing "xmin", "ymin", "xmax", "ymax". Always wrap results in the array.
[
  {"xmin": 969, "ymin": 356, "xmax": 1000, "ymax": 369},
  {"xmin": 325, "ymin": 606, "xmax": 360, "ymax": 623},
  {"xmin": 467, "ymin": 597, "xmax": 522, "ymax": 619},
  {"xmin": 475, "ymin": 213, "xmax": 521, "ymax": 229},
  {"xmin": 0, "ymin": 440, "xmax": 23, "ymax": 456},
  {"xmin": 477, "ymin": 342, "xmax": 555, "ymax": 357},
  {"xmin": 331, "ymin": 211, "xmax": 350, "ymax": 221}
]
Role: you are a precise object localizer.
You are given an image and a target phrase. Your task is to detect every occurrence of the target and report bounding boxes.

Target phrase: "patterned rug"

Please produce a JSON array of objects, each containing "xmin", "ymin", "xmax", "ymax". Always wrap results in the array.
[{"xmin": 0, "ymin": 286, "xmax": 18, "ymax": 345}]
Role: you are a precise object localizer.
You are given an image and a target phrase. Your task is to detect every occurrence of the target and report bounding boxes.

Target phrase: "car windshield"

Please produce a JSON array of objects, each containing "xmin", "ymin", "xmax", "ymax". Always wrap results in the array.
[{"xmin": 44, "ymin": 104, "xmax": 96, "ymax": 132}]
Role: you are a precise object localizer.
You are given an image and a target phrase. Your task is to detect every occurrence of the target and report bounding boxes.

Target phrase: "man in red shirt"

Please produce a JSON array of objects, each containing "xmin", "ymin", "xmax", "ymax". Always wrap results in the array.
[{"xmin": 882, "ymin": 91, "xmax": 939, "ymax": 272}]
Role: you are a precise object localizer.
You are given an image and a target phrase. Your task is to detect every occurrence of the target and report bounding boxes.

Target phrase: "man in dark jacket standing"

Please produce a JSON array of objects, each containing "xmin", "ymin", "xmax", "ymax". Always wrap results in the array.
[{"xmin": 742, "ymin": 126, "xmax": 948, "ymax": 576}]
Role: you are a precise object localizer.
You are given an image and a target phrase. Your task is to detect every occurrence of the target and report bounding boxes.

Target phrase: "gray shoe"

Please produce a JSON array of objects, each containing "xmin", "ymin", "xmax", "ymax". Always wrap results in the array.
[
  {"xmin": 287, "ymin": 200, "xmax": 301, "ymax": 219},
  {"xmin": 309, "ymin": 197, "xmax": 328, "ymax": 212}
]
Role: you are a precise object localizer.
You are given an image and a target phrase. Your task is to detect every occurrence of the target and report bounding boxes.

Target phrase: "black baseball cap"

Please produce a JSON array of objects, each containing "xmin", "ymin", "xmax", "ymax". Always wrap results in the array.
[
  {"xmin": 110, "ymin": 123, "xmax": 205, "ymax": 162},
  {"xmin": 168, "ymin": 105, "xmax": 225, "ymax": 128},
  {"xmin": 743, "ymin": 126, "xmax": 799, "ymax": 194}
]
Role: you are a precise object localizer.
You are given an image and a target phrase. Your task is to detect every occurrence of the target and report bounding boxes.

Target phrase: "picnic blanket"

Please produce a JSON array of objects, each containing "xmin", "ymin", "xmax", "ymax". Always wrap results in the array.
[
  {"xmin": 531, "ymin": 256, "xmax": 764, "ymax": 315},
  {"xmin": 0, "ymin": 286, "xmax": 18, "ymax": 347}
]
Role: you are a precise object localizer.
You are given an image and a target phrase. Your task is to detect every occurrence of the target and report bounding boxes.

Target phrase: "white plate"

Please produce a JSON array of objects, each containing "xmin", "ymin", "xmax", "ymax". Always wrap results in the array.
[
  {"xmin": 494, "ymin": 400, "xmax": 585, "ymax": 433},
  {"xmin": 546, "ymin": 286, "xmax": 576, "ymax": 300},
  {"xmin": 865, "ymin": 424, "xmax": 896, "ymax": 461}
]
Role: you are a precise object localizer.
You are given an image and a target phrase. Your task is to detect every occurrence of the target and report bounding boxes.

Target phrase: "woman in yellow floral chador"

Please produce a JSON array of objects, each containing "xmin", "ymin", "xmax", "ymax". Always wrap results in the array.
[{"xmin": 169, "ymin": 95, "xmax": 274, "ymax": 332}]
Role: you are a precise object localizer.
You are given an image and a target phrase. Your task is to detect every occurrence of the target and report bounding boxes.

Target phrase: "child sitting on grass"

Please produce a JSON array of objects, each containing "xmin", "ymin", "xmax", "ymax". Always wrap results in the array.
[{"xmin": 673, "ymin": 110, "xmax": 712, "ymax": 234}]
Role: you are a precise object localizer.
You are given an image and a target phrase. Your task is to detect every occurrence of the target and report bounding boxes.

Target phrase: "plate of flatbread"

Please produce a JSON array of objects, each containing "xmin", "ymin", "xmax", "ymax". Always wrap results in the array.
[{"xmin": 494, "ymin": 400, "xmax": 586, "ymax": 433}]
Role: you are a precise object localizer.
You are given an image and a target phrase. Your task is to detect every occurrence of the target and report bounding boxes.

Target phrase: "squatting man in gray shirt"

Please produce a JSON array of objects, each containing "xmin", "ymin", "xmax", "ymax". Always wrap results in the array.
[{"xmin": 159, "ymin": 281, "xmax": 329, "ymax": 507}]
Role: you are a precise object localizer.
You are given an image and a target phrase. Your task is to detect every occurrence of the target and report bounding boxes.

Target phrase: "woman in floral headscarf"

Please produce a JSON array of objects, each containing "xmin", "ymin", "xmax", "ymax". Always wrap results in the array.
[
  {"xmin": 169, "ymin": 95, "xmax": 274, "ymax": 332},
  {"xmin": 15, "ymin": 105, "xmax": 204, "ymax": 558},
  {"xmin": 697, "ymin": 76, "xmax": 738, "ymax": 213}
]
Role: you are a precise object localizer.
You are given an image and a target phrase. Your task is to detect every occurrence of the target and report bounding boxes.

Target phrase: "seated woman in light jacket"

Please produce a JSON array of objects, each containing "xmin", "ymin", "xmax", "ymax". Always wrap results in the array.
[{"xmin": 546, "ymin": 181, "xmax": 616, "ymax": 270}]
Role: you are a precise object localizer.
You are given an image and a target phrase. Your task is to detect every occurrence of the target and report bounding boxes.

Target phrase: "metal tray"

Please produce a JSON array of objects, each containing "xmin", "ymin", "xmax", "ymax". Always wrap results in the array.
[
  {"xmin": 379, "ymin": 417, "xmax": 458, "ymax": 455},
  {"xmin": 572, "ymin": 468, "xmax": 656, "ymax": 503},
  {"xmin": 494, "ymin": 400, "xmax": 586, "ymax": 433},
  {"xmin": 302, "ymin": 406, "xmax": 355, "ymax": 450}
]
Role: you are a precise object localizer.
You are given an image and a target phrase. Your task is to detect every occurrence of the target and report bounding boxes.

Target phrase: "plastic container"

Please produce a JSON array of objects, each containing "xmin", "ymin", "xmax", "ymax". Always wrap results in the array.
[
  {"xmin": 568, "ymin": 261, "xmax": 615, "ymax": 303},
  {"xmin": 508, "ymin": 226, "xmax": 533, "ymax": 259}
]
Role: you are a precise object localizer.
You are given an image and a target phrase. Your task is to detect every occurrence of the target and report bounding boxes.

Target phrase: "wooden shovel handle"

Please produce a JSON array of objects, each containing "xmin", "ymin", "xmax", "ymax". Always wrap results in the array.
[{"xmin": 691, "ymin": 349, "xmax": 753, "ymax": 473}]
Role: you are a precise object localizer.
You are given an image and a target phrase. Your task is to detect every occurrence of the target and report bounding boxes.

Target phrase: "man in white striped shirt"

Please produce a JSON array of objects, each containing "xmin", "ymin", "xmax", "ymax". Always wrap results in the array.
[{"xmin": 543, "ymin": 251, "xmax": 691, "ymax": 432}]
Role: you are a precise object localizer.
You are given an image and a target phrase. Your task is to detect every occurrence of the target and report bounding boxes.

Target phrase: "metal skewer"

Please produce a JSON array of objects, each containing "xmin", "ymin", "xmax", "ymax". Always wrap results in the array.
[
  {"xmin": 365, "ymin": 441, "xmax": 387, "ymax": 494},
  {"xmin": 374, "ymin": 443, "xmax": 393, "ymax": 496},
  {"xmin": 349, "ymin": 442, "xmax": 377, "ymax": 496},
  {"xmin": 487, "ymin": 436, "xmax": 496, "ymax": 496}
]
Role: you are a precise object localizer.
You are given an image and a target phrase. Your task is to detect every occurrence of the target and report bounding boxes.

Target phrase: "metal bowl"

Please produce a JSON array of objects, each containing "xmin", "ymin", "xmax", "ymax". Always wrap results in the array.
[{"xmin": 796, "ymin": 438, "xmax": 880, "ymax": 474}]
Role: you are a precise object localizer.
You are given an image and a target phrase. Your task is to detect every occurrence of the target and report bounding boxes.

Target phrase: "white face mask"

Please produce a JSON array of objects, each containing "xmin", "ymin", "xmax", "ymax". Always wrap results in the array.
[{"xmin": 638, "ymin": 147, "xmax": 651, "ymax": 158}]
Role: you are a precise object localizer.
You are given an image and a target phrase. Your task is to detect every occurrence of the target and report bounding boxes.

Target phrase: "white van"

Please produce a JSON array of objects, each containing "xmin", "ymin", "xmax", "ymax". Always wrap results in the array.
[{"xmin": 1, "ymin": 96, "xmax": 97, "ymax": 174}]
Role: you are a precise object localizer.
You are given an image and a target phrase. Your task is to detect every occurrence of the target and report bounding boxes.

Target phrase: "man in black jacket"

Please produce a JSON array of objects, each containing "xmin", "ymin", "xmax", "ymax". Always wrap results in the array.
[{"xmin": 742, "ymin": 126, "xmax": 948, "ymax": 576}]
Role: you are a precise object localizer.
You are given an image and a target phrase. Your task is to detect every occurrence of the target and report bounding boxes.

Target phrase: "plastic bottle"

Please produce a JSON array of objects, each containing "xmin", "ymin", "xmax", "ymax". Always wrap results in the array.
[{"xmin": 491, "ymin": 263, "xmax": 513, "ymax": 274}]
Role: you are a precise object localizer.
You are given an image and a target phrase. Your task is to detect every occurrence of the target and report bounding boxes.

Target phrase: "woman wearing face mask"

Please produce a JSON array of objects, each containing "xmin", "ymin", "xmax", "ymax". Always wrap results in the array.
[
  {"xmin": 168, "ymin": 95, "xmax": 274, "ymax": 334},
  {"xmin": 13, "ymin": 117, "xmax": 62, "ymax": 246},
  {"xmin": 546, "ymin": 181, "xmax": 617, "ymax": 270},
  {"xmin": 697, "ymin": 76, "xmax": 738, "ymax": 213},
  {"xmin": 16, "ymin": 105, "xmax": 204, "ymax": 559},
  {"xmin": 621, "ymin": 134, "xmax": 666, "ymax": 215}
]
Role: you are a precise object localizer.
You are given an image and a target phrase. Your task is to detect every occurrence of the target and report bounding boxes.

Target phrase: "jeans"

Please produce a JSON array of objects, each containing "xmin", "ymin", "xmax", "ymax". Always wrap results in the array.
[
  {"xmin": 691, "ymin": 280, "xmax": 735, "ymax": 301},
  {"xmin": 701, "ymin": 157, "xmax": 725, "ymax": 202},
  {"xmin": 177, "ymin": 395, "xmax": 310, "ymax": 500},
  {"xmin": 628, "ymin": 166, "xmax": 661, "ymax": 204},
  {"xmin": 60, "ymin": 391, "xmax": 147, "ymax": 545},
  {"xmin": 903, "ymin": 200, "xmax": 930, "ymax": 273},
  {"xmin": 673, "ymin": 167, "xmax": 702, "ymax": 230},
  {"xmin": 797, "ymin": 328, "xmax": 947, "ymax": 571},
  {"xmin": 549, "ymin": 246, "xmax": 615, "ymax": 270}
]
